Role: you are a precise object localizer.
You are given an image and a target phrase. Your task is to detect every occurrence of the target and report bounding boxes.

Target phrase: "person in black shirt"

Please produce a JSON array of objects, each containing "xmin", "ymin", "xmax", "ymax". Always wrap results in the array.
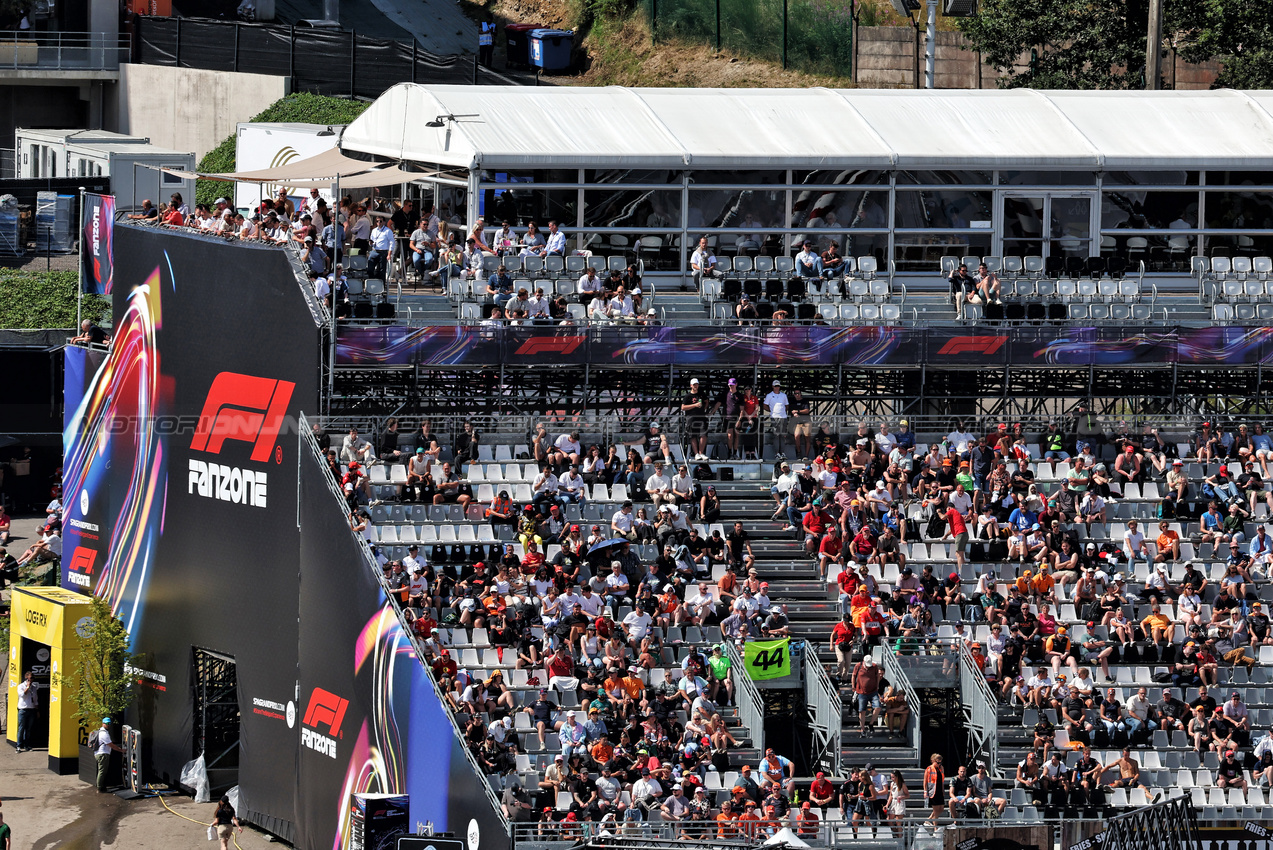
[
  {"xmin": 1010, "ymin": 459, "xmax": 1035, "ymax": 495},
  {"xmin": 1248, "ymin": 602, "xmax": 1272, "ymax": 643},
  {"xmin": 947, "ymin": 765, "xmax": 974, "ymax": 820},
  {"xmin": 1190, "ymin": 686, "xmax": 1218, "ymax": 717},
  {"xmin": 1156, "ymin": 688, "xmax": 1189, "ymax": 731},
  {"xmin": 919, "ymin": 565, "xmax": 940, "ymax": 600},
  {"xmin": 1212, "ymin": 586, "xmax": 1240, "ymax": 617},
  {"xmin": 725, "ymin": 522, "xmax": 754, "ymax": 573},
  {"xmin": 1063, "ymin": 693, "xmax": 1093, "ymax": 745},
  {"xmin": 1071, "ymin": 746, "xmax": 1104, "ymax": 806},
  {"xmin": 1217, "ymin": 749, "xmax": 1248, "ymax": 791},
  {"xmin": 70, "ymin": 319, "xmax": 110, "ymax": 346}
]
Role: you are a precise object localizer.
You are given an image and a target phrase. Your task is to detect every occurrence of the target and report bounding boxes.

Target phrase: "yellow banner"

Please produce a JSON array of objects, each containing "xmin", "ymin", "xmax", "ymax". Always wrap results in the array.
[{"xmin": 743, "ymin": 638, "xmax": 791, "ymax": 680}]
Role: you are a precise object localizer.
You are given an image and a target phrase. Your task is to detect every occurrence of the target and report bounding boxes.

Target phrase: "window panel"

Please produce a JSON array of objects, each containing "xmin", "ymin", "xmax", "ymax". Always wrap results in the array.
[
  {"xmin": 894, "ymin": 234, "xmax": 992, "ymax": 272},
  {"xmin": 480, "ymin": 169, "xmax": 578, "ymax": 184},
  {"xmin": 792, "ymin": 186, "xmax": 887, "ymax": 229},
  {"xmin": 1100, "ymin": 191, "xmax": 1199, "ymax": 230},
  {"xmin": 1103, "ymin": 171, "xmax": 1199, "ymax": 186},
  {"xmin": 894, "ymin": 190, "xmax": 992, "ymax": 229},
  {"xmin": 999, "ymin": 171, "xmax": 1097, "ymax": 186},
  {"xmin": 1204, "ymin": 172, "xmax": 1273, "ymax": 187},
  {"xmin": 792, "ymin": 169, "xmax": 889, "ymax": 186},
  {"xmin": 479, "ymin": 186, "xmax": 576, "ymax": 228},
  {"xmin": 894, "ymin": 170, "xmax": 993, "ymax": 186},
  {"xmin": 583, "ymin": 189, "xmax": 681, "ymax": 228},
  {"xmin": 582, "ymin": 168, "xmax": 682, "ymax": 184},
  {"xmin": 687, "ymin": 189, "xmax": 784, "ymax": 233},
  {"xmin": 1204, "ymin": 191, "xmax": 1273, "ymax": 230},
  {"xmin": 688, "ymin": 170, "xmax": 787, "ymax": 185}
]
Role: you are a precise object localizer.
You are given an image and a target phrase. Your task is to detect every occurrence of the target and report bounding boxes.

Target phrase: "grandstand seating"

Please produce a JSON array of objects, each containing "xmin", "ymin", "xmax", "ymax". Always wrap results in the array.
[{"xmin": 336, "ymin": 416, "xmax": 1273, "ymax": 835}]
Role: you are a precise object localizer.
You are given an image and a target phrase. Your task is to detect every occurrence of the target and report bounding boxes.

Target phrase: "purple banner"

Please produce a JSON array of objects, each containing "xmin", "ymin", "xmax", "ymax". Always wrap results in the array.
[
  {"xmin": 336, "ymin": 324, "xmax": 1273, "ymax": 368},
  {"xmin": 81, "ymin": 193, "xmax": 115, "ymax": 295}
]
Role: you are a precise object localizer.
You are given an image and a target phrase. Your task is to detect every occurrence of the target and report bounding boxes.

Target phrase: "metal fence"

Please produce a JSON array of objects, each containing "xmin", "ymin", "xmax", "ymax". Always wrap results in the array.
[
  {"xmin": 804, "ymin": 644, "xmax": 842, "ymax": 775},
  {"xmin": 724, "ymin": 641, "xmax": 766, "ymax": 757},
  {"xmin": 133, "ymin": 16, "xmax": 476, "ymax": 98},
  {"xmin": 647, "ymin": 0, "xmax": 853, "ymax": 76},
  {"xmin": 957, "ymin": 641, "xmax": 1000, "ymax": 778},
  {"xmin": 0, "ymin": 30, "xmax": 130, "ymax": 70},
  {"xmin": 876, "ymin": 642, "xmax": 922, "ymax": 759}
]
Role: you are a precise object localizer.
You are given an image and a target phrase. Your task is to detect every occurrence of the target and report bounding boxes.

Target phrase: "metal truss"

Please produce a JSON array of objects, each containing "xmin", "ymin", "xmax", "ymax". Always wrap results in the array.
[
  {"xmin": 325, "ymin": 362, "xmax": 1273, "ymax": 424},
  {"xmin": 192, "ymin": 647, "xmax": 240, "ymax": 796},
  {"xmin": 1102, "ymin": 795, "xmax": 1199, "ymax": 850}
]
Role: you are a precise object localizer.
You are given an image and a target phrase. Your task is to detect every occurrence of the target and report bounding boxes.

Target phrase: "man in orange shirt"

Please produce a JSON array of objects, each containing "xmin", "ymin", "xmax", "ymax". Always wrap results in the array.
[
  {"xmin": 737, "ymin": 800, "xmax": 761, "ymax": 838},
  {"xmin": 1141, "ymin": 603, "xmax": 1175, "ymax": 645},
  {"xmin": 590, "ymin": 736, "xmax": 614, "ymax": 766},
  {"xmin": 1153, "ymin": 521, "xmax": 1181, "ymax": 563},
  {"xmin": 795, "ymin": 801, "xmax": 820, "ymax": 838},
  {"xmin": 715, "ymin": 800, "xmax": 738, "ymax": 838},
  {"xmin": 1032, "ymin": 566, "xmax": 1056, "ymax": 603}
]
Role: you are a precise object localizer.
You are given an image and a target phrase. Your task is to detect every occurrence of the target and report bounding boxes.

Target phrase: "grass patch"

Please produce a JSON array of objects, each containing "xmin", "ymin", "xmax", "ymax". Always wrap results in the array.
[{"xmin": 0, "ymin": 268, "xmax": 108, "ymax": 330}]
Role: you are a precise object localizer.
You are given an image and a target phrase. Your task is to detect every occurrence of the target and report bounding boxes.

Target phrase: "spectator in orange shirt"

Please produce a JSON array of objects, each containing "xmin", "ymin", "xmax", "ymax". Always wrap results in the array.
[
  {"xmin": 715, "ymin": 801, "xmax": 738, "ymax": 838},
  {"xmin": 1153, "ymin": 521, "xmax": 1182, "ymax": 563},
  {"xmin": 737, "ymin": 801, "xmax": 761, "ymax": 837},
  {"xmin": 590, "ymin": 737, "xmax": 614, "ymax": 766},
  {"xmin": 1032, "ymin": 567, "xmax": 1056, "ymax": 602},
  {"xmin": 1141, "ymin": 603, "xmax": 1175, "ymax": 645},
  {"xmin": 795, "ymin": 801, "xmax": 820, "ymax": 838}
]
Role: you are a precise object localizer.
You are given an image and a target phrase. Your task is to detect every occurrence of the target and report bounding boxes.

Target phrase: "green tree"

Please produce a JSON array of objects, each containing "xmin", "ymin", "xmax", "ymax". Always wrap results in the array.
[
  {"xmin": 63, "ymin": 597, "xmax": 143, "ymax": 729},
  {"xmin": 1171, "ymin": 0, "xmax": 1273, "ymax": 88},
  {"xmin": 956, "ymin": 0, "xmax": 1151, "ymax": 88}
]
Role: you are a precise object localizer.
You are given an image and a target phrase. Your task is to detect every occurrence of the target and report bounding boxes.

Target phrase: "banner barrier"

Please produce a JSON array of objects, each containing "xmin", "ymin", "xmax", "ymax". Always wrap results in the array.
[
  {"xmin": 336, "ymin": 324, "xmax": 1273, "ymax": 368},
  {"xmin": 743, "ymin": 638, "xmax": 791, "ymax": 681},
  {"xmin": 81, "ymin": 193, "xmax": 115, "ymax": 295}
]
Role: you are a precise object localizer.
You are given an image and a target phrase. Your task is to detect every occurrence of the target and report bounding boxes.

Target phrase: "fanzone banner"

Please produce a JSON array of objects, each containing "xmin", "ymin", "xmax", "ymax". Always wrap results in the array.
[
  {"xmin": 337, "ymin": 324, "xmax": 1273, "ymax": 368},
  {"xmin": 81, "ymin": 193, "xmax": 115, "ymax": 295},
  {"xmin": 743, "ymin": 638, "xmax": 791, "ymax": 681}
]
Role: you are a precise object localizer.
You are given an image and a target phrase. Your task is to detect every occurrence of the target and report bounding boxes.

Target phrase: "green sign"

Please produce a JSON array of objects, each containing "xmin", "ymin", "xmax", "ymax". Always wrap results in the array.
[{"xmin": 743, "ymin": 638, "xmax": 791, "ymax": 680}]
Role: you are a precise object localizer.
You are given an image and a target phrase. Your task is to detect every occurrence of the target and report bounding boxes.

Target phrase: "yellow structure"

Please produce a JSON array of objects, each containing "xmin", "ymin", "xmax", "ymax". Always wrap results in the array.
[{"xmin": 7, "ymin": 587, "xmax": 94, "ymax": 774}]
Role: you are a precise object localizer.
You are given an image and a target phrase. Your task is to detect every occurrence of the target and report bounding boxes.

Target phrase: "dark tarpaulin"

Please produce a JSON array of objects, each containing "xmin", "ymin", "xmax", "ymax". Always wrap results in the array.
[
  {"xmin": 136, "ymin": 16, "xmax": 179, "ymax": 66},
  {"xmin": 291, "ymin": 27, "xmax": 356, "ymax": 95},
  {"xmin": 353, "ymin": 35, "xmax": 412, "ymax": 100},
  {"xmin": 177, "ymin": 19, "xmax": 239, "ymax": 71},
  {"xmin": 236, "ymin": 23, "xmax": 293, "ymax": 77}
]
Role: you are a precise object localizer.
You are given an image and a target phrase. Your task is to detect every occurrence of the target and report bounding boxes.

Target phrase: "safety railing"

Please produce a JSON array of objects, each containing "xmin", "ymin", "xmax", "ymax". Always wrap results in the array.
[
  {"xmin": 298, "ymin": 412, "xmax": 511, "ymax": 837},
  {"xmin": 0, "ymin": 31, "xmax": 130, "ymax": 70},
  {"xmin": 958, "ymin": 640, "xmax": 1001, "ymax": 779},
  {"xmin": 804, "ymin": 643, "xmax": 842, "ymax": 776},
  {"xmin": 724, "ymin": 640, "xmax": 765, "ymax": 758}
]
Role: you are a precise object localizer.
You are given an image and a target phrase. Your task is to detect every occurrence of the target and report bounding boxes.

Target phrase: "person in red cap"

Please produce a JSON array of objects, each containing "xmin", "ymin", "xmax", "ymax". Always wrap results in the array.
[
  {"xmin": 809, "ymin": 770, "xmax": 836, "ymax": 809},
  {"xmin": 1113, "ymin": 443, "xmax": 1143, "ymax": 487}
]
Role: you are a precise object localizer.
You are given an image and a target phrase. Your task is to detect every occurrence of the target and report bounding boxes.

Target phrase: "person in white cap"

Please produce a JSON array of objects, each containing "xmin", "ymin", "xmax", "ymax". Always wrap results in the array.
[
  {"xmin": 763, "ymin": 380, "xmax": 790, "ymax": 459},
  {"xmin": 681, "ymin": 378, "xmax": 710, "ymax": 460},
  {"xmin": 628, "ymin": 420, "xmax": 672, "ymax": 466}
]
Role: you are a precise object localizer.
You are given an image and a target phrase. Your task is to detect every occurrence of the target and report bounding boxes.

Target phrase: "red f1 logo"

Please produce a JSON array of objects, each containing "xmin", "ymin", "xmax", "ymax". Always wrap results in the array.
[
  {"xmin": 69, "ymin": 547, "xmax": 97, "ymax": 574},
  {"xmin": 190, "ymin": 372, "xmax": 295, "ymax": 463},
  {"xmin": 302, "ymin": 688, "xmax": 349, "ymax": 736},
  {"xmin": 514, "ymin": 336, "xmax": 586, "ymax": 356},
  {"xmin": 936, "ymin": 336, "xmax": 1008, "ymax": 357}
]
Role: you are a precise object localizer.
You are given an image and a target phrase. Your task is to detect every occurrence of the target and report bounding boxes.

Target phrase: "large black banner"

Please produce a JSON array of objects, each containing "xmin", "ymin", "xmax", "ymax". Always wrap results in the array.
[
  {"xmin": 297, "ymin": 430, "xmax": 510, "ymax": 850},
  {"xmin": 63, "ymin": 226, "xmax": 321, "ymax": 841}
]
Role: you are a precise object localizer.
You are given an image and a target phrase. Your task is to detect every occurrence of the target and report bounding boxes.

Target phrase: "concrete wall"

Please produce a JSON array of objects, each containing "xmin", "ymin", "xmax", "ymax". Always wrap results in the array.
[
  {"xmin": 114, "ymin": 64, "xmax": 289, "ymax": 161},
  {"xmin": 853, "ymin": 26, "xmax": 1220, "ymax": 90}
]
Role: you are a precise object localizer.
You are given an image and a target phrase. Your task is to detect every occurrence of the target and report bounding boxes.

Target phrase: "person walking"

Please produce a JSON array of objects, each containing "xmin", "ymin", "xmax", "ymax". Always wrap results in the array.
[
  {"xmin": 923, "ymin": 753, "xmax": 946, "ymax": 826},
  {"xmin": 211, "ymin": 795, "xmax": 243, "ymax": 850},
  {"xmin": 15, "ymin": 671, "xmax": 36, "ymax": 753},
  {"xmin": 92, "ymin": 717, "xmax": 124, "ymax": 792}
]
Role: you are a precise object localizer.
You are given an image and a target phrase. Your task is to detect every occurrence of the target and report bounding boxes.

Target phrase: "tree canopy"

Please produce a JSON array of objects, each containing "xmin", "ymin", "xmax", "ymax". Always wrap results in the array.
[{"xmin": 957, "ymin": 0, "xmax": 1273, "ymax": 89}]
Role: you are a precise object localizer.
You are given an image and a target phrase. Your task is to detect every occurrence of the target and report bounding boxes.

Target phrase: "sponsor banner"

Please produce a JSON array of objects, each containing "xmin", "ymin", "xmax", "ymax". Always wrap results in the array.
[
  {"xmin": 64, "ymin": 226, "xmax": 321, "ymax": 842},
  {"xmin": 337, "ymin": 324, "xmax": 1273, "ymax": 368},
  {"xmin": 743, "ymin": 638, "xmax": 791, "ymax": 681},
  {"xmin": 81, "ymin": 193, "xmax": 116, "ymax": 295}
]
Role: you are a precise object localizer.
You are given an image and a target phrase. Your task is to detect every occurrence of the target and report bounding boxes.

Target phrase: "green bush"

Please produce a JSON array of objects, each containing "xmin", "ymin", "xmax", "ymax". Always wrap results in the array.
[
  {"xmin": 0, "ymin": 268, "xmax": 108, "ymax": 330},
  {"xmin": 195, "ymin": 93, "xmax": 372, "ymax": 208}
]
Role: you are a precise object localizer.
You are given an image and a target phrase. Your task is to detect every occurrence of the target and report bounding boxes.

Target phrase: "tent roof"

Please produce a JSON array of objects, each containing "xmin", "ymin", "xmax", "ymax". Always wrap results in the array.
[{"xmin": 339, "ymin": 85, "xmax": 1273, "ymax": 171}]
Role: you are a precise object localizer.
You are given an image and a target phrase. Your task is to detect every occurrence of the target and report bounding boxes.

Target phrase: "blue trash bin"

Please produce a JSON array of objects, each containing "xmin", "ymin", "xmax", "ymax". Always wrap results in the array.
[{"xmin": 528, "ymin": 28, "xmax": 574, "ymax": 73}]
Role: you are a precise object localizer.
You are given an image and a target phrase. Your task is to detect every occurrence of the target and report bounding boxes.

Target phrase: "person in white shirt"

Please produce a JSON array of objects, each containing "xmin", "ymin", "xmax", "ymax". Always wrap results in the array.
[
  {"xmin": 770, "ymin": 462, "xmax": 798, "ymax": 515},
  {"xmin": 686, "ymin": 583, "xmax": 716, "ymax": 622},
  {"xmin": 874, "ymin": 424, "xmax": 897, "ymax": 455},
  {"xmin": 866, "ymin": 480, "xmax": 893, "ymax": 518},
  {"xmin": 1123, "ymin": 519, "xmax": 1147, "ymax": 566},
  {"xmin": 588, "ymin": 296, "xmax": 612, "ymax": 323},
  {"xmin": 764, "ymin": 380, "xmax": 790, "ymax": 457},
  {"xmin": 341, "ymin": 428, "xmax": 373, "ymax": 463},
  {"xmin": 670, "ymin": 465, "xmax": 695, "ymax": 506},
  {"xmin": 611, "ymin": 501, "xmax": 636, "ymax": 540},
  {"xmin": 560, "ymin": 466, "xmax": 588, "ymax": 504},
  {"xmin": 623, "ymin": 609, "xmax": 653, "ymax": 644},
  {"xmin": 16, "ymin": 671, "xmax": 37, "ymax": 752},
  {"xmin": 577, "ymin": 267, "xmax": 605, "ymax": 304},
  {"xmin": 795, "ymin": 240, "xmax": 822, "ymax": 277},
  {"xmin": 690, "ymin": 236, "xmax": 719, "ymax": 288},
  {"xmin": 947, "ymin": 421, "xmax": 976, "ymax": 455},
  {"xmin": 368, "ymin": 219, "xmax": 396, "ymax": 280},
  {"xmin": 527, "ymin": 287, "xmax": 552, "ymax": 321},
  {"xmin": 542, "ymin": 220, "xmax": 567, "ymax": 256},
  {"xmin": 645, "ymin": 463, "xmax": 672, "ymax": 507},
  {"xmin": 608, "ymin": 286, "xmax": 635, "ymax": 322}
]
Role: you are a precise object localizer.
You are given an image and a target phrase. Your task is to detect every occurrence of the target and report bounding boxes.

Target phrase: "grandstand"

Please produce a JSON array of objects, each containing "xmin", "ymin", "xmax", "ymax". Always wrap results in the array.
[{"xmin": 55, "ymin": 86, "xmax": 1273, "ymax": 850}]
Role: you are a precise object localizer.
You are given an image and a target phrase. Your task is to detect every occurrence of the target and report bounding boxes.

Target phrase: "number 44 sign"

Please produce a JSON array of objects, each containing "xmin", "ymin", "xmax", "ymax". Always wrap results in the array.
[{"xmin": 744, "ymin": 638, "xmax": 791, "ymax": 681}]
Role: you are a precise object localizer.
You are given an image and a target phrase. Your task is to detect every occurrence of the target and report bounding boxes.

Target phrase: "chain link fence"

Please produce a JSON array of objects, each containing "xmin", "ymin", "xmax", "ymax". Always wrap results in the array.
[{"xmin": 647, "ymin": 0, "xmax": 853, "ymax": 77}]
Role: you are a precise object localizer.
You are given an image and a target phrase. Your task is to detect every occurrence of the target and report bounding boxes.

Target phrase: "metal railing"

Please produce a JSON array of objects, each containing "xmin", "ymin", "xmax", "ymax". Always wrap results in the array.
[
  {"xmin": 875, "ymin": 643, "xmax": 922, "ymax": 763},
  {"xmin": 0, "ymin": 31, "xmax": 130, "ymax": 70},
  {"xmin": 298, "ymin": 412, "xmax": 511, "ymax": 837},
  {"xmin": 724, "ymin": 641, "xmax": 765, "ymax": 758},
  {"xmin": 958, "ymin": 641, "xmax": 1001, "ymax": 779},
  {"xmin": 804, "ymin": 644, "xmax": 842, "ymax": 776}
]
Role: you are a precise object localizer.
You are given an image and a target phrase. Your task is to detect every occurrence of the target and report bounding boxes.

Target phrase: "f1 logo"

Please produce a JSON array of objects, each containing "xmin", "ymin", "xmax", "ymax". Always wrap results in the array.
[
  {"xmin": 301, "ymin": 687, "xmax": 349, "ymax": 736},
  {"xmin": 936, "ymin": 336, "xmax": 1008, "ymax": 357},
  {"xmin": 68, "ymin": 547, "xmax": 97, "ymax": 574},
  {"xmin": 189, "ymin": 372, "xmax": 295, "ymax": 463},
  {"xmin": 514, "ymin": 336, "xmax": 586, "ymax": 356}
]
